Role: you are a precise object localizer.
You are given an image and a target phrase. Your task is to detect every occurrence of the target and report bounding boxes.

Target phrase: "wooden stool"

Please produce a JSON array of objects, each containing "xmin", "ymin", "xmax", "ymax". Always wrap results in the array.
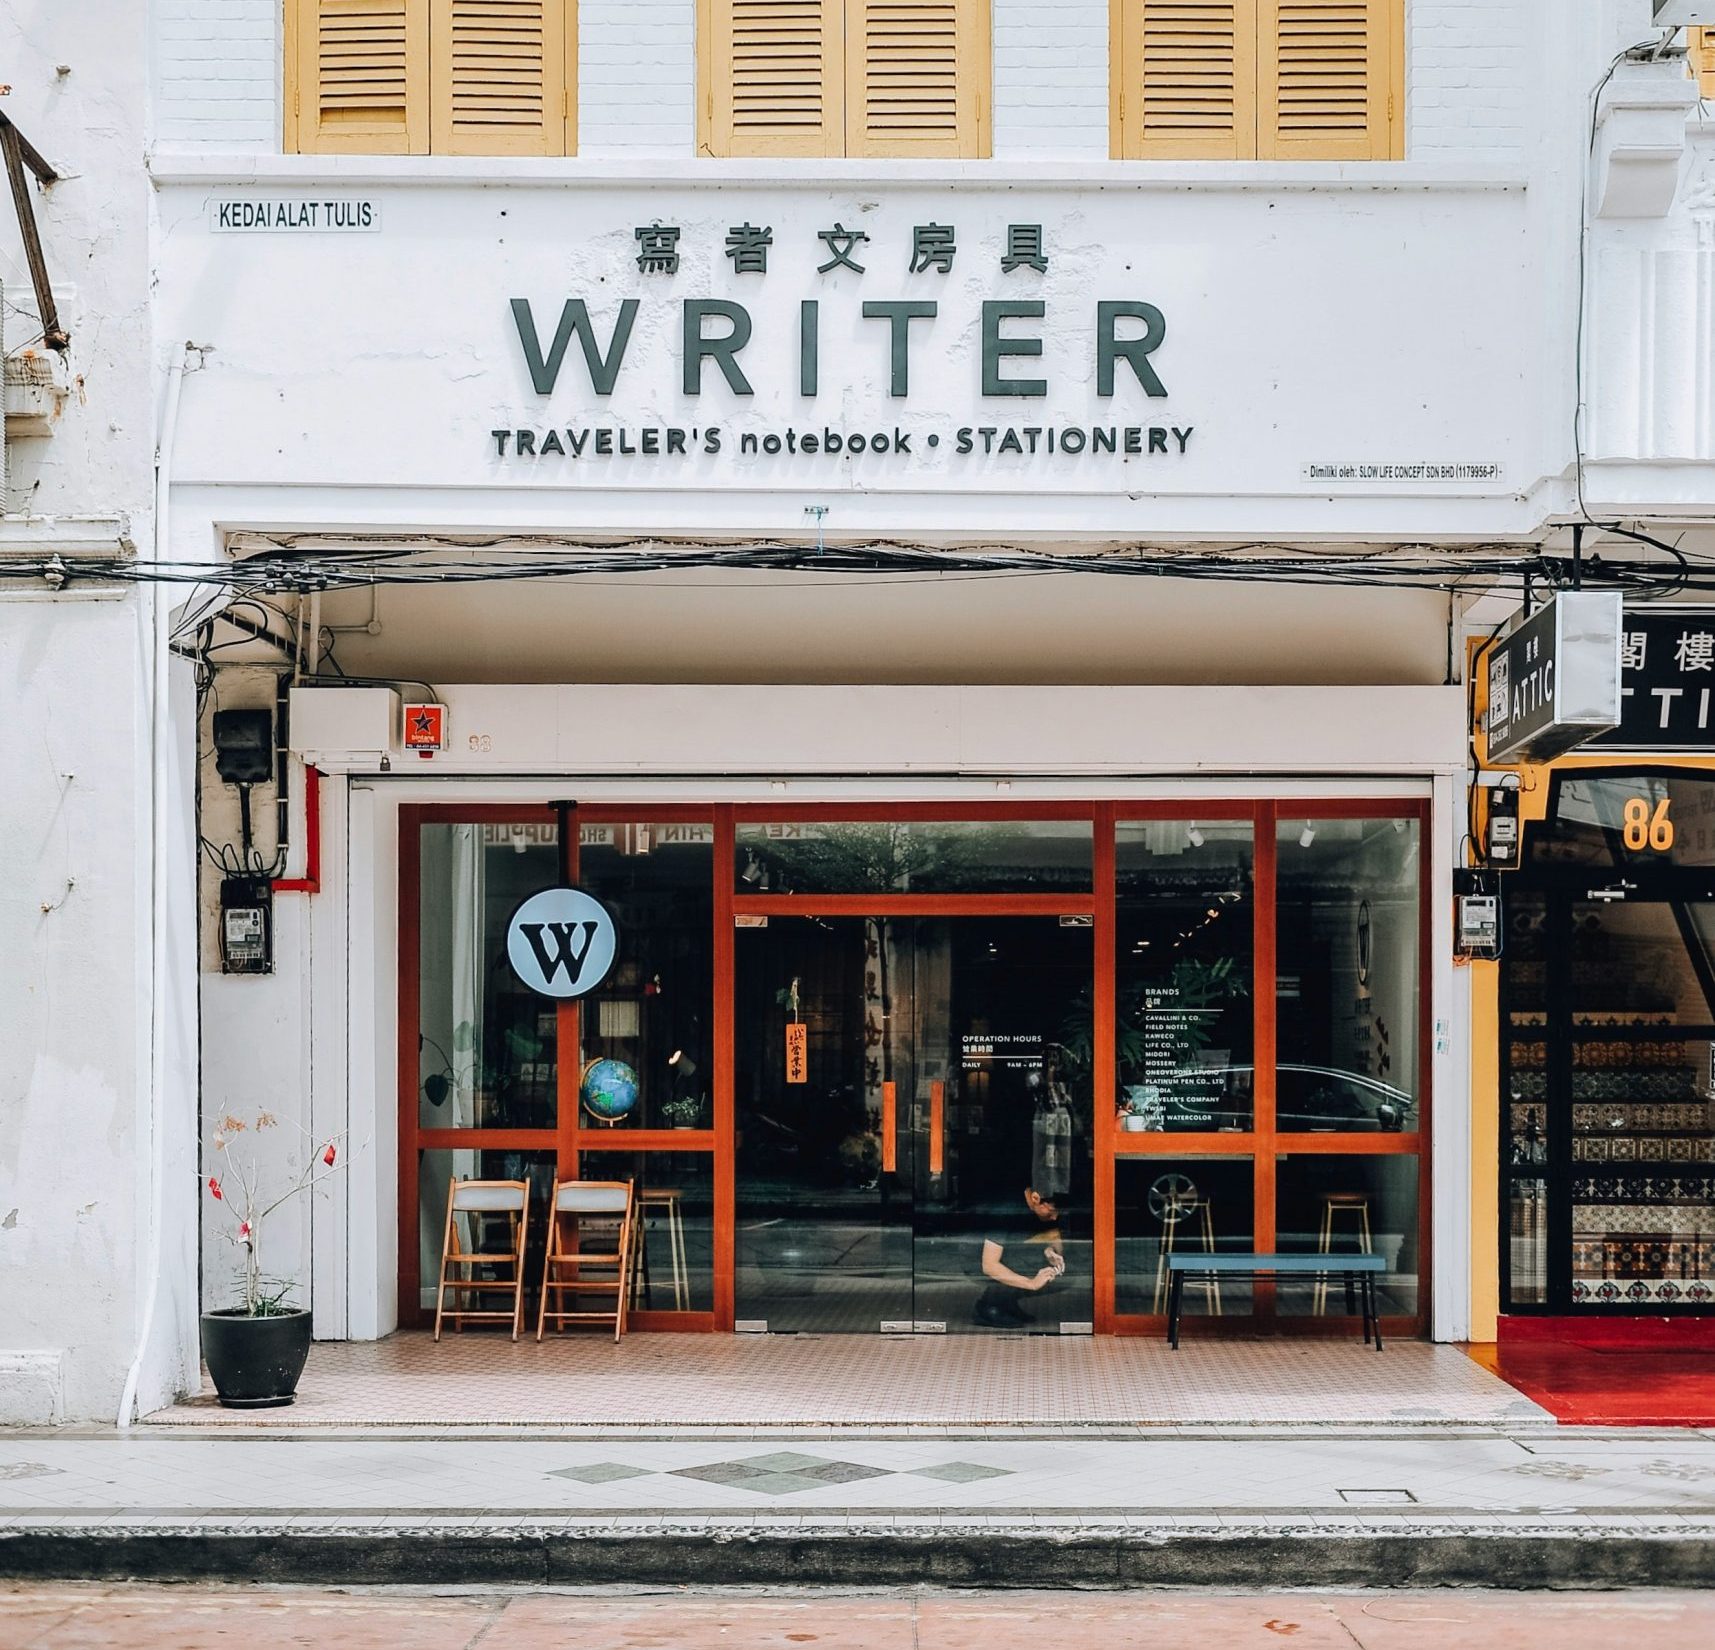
[
  {"xmin": 434, "ymin": 1179, "xmax": 530, "ymax": 1341},
  {"xmin": 1314, "ymin": 1193, "xmax": 1374, "ymax": 1315},
  {"xmin": 538, "ymin": 1180, "xmax": 636, "ymax": 1342},
  {"xmin": 634, "ymin": 1187, "xmax": 689, "ymax": 1311}
]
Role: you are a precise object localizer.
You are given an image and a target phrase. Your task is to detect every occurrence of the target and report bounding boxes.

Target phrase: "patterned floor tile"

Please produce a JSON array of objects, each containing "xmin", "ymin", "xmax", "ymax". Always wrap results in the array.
[
  {"xmin": 910, "ymin": 1462, "xmax": 1014, "ymax": 1483},
  {"xmin": 545, "ymin": 1463, "xmax": 650, "ymax": 1484}
]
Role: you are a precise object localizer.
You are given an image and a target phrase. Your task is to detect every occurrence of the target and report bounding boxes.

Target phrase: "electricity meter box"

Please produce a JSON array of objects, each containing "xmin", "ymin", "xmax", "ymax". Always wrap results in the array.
[
  {"xmin": 220, "ymin": 875, "xmax": 274, "ymax": 975},
  {"xmin": 1454, "ymin": 868, "xmax": 1502, "ymax": 961}
]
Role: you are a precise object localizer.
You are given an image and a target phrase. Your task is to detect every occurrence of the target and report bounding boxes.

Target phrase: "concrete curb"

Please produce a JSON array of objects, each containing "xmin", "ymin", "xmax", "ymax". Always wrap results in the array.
[{"xmin": 3, "ymin": 1524, "xmax": 1712, "ymax": 1589}]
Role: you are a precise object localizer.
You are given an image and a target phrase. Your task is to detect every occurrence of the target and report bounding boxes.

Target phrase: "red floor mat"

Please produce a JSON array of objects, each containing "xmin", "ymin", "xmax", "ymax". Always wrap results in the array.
[{"xmin": 1470, "ymin": 1340, "xmax": 1715, "ymax": 1425}]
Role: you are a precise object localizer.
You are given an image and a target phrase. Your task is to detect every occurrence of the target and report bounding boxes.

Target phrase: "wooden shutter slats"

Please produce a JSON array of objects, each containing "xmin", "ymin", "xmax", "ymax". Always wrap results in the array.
[
  {"xmin": 1259, "ymin": 0, "xmax": 1391, "ymax": 157},
  {"xmin": 1122, "ymin": 0, "xmax": 1254, "ymax": 159},
  {"xmin": 291, "ymin": 0, "xmax": 571, "ymax": 154},
  {"xmin": 1116, "ymin": 0, "xmax": 1397, "ymax": 160},
  {"xmin": 711, "ymin": 0, "xmax": 845, "ymax": 153},
  {"xmin": 293, "ymin": 0, "xmax": 428, "ymax": 152},
  {"xmin": 847, "ymin": 0, "xmax": 982, "ymax": 156},
  {"xmin": 429, "ymin": 0, "xmax": 570, "ymax": 155}
]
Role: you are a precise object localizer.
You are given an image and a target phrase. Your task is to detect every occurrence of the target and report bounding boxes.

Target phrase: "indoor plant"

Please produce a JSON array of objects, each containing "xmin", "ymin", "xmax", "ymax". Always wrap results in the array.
[{"xmin": 199, "ymin": 1109, "xmax": 351, "ymax": 1408}]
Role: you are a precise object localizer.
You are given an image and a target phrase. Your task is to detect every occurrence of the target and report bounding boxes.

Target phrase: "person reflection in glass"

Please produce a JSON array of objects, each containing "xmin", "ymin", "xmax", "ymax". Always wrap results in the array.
[{"xmin": 973, "ymin": 1187, "xmax": 1066, "ymax": 1327}]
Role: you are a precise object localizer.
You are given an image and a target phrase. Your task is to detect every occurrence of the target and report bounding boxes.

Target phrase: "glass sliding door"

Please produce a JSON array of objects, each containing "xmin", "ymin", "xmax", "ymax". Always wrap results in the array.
[
  {"xmin": 734, "ymin": 912, "xmax": 1094, "ymax": 1334},
  {"xmin": 734, "ymin": 916, "xmax": 917, "ymax": 1332},
  {"xmin": 1111, "ymin": 803, "xmax": 1428, "ymax": 1335}
]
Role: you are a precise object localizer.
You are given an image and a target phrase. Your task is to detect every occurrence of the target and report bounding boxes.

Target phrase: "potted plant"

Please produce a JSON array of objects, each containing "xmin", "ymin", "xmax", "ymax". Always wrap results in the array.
[
  {"xmin": 199, "ymin": 1109, "xmax": 350, "ymax": 1408},
  {"xmin": 660, "ymin": 1094, "xmax": 704, "ymax": 1129}
]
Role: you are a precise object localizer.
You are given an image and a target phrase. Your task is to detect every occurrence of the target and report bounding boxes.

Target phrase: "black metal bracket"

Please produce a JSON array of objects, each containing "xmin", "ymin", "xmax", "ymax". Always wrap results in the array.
[{"xmin": 0, "ymin": 109, "xmax": 67, "ymax": 354}]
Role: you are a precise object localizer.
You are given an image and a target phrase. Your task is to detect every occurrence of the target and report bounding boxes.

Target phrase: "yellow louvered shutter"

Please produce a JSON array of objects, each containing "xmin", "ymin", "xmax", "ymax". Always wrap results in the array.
[
  {"xmin": 845, "ymin": 0, "xmax": 989, "ymax": 158},
  {"xmin": 1116, "ymin": 1, "xmax": 1259, "ymax": 160},
  {"xmin": 290, "ymin": 0, "xmax": 430, "ymax": 154},
  {"xmin": 429, "ymin": 1, "xmax": 572, "ymax": 156},
  {"xmin": 1257, "ymin": 0, "xmax": 1398, "ymax": 160},
  {"xmin": 704, "ymin": 0, "xmax": 845, "ymax": 157},
  {"xmin": 1693, "ymin": 28, "xmax": 1715, "ymax": 101}
]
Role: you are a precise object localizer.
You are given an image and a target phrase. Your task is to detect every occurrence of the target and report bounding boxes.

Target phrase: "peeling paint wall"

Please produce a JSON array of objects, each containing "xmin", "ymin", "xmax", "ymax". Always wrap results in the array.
[{"xmin": 0, "ymin": 1, "xmax": 198, "ymax": 1423}]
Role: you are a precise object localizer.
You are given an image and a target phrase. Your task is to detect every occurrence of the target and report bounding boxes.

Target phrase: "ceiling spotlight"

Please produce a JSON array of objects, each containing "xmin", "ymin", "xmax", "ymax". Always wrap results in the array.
[
  {"xmin": 741, "ymin": 852, "xmax": 763, "ymax": 885},
  {"xmin": 1298, "ymin": 823, "xmax": 1317, "ymax": 849},
  {"xmin": 1187, "ymin": 823, "xmax": 1205, "ymax": 848}
]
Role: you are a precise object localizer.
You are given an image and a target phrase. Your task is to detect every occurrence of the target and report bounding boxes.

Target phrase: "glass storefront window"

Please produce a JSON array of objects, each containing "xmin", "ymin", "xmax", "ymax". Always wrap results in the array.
[
  {"xmin": 1115, "ymin": 820, "xmax": 1254, "ymax": 1132},
  {"xmin": 1115, "ymin": 1156, "xmax": 1254, "ymax": 1316},
  {"xmin": 575, "ymin": 1152, "xmax": 715, "ymax": 1314},
  {"xmin": 578, "ymin": 825, "xmax": 714, "ymax": 1132},
  {"xmin": 735, "ymin": 819, "xmax": 1093, "ymax": 894},
  {"xmin": 1568, "ymin": 902, "xmax": 1715, "ymax": 1027},
  {"xmin": 418, "ymin": 824, "xmax": 561, "ymax": 1130},
  {"xmin": 416, "ymin": 1147, "xmax": 556, "ymax": 1314},
  {"xmin": 1276, "ymin": 816, "xmax": 1420, "ymax": 1131},
  {"xmin": 1275, "ymin": 1153, "xmax": 1419, "ymax": 1318},
  {"xmin": 1532, "ymin": 773, "xmax": 1715, "ymax": 872}
]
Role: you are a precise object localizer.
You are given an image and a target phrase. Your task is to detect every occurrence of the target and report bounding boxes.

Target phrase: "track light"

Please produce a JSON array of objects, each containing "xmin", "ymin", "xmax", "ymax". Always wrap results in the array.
[
  {"xmin": 1187, "ymin": 823, "xmax": 1205, "ymax": 848},
  {"xmin": 741, "ymin": 852, "xmax": 763, "ymax": 885},
  {"xmin": 1298, "ymin": 823, "xmax": 1317, "ymax": 849}
]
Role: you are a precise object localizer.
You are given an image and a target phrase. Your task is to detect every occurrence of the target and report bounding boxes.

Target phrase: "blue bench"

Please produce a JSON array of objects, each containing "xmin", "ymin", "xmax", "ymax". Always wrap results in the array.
[{"xmin": 1165, "ymin": 1252, "xmax": 1386, "ymax": 1350}]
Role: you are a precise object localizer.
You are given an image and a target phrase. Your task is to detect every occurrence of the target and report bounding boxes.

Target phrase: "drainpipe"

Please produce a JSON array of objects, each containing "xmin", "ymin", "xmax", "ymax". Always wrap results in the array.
[{"xmin": 118, "ymin": 342, "xmax": 193, "ymax": 1430}]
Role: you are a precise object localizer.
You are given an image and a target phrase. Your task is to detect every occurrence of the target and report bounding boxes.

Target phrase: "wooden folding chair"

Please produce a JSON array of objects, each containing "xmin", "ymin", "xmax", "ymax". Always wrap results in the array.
[
  {"xmin": 538, "ymin": 1180, "xmax": 636, "ymax": 1343},
  {"xmin": 433, "ymin": 1178, "xmax": 530, "ymax": 1341}
]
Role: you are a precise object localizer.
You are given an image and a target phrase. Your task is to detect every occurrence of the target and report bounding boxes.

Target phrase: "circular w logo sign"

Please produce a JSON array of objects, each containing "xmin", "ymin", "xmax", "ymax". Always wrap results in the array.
[{"xmin": 505, "ymin": 887, "xmax": 619, "ymax": 999}]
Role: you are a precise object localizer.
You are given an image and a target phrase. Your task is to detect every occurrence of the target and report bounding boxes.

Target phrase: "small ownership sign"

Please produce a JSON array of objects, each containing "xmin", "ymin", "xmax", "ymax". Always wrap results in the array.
[
  {"xmin": 1486, "ymin": 591, "xmax": 1623, "ymax": 763},
  {"xmin": 208, "ymin": 198, "xmax": 380, "ymax": 232}
]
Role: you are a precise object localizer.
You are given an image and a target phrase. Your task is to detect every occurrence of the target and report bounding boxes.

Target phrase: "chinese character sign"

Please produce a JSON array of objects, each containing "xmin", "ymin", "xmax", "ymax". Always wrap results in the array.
[{"xmin": 785, "ymin": 1022, "xmax": 808, "ymax": 1085}]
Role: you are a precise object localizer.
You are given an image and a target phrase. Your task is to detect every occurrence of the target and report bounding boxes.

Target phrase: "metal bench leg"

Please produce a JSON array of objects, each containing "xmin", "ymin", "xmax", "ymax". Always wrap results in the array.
[
  {"xmin": 1343, "ymin": 1268, "xmax": 1358, "ymax": 1317},
  {"xmin": 1168, "ymin": 1269, "xmax": 1183, "ymax": 1349},
  {"xmin": 1369, "ymin": 1274, "xmax": 1384, "ymax": 1351}
]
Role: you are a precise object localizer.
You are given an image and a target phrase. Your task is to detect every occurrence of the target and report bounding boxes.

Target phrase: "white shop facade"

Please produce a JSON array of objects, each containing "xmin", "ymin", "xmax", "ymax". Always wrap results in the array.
[{"xmin": 151, "ymin": 160, "xmax": 1557, "ymax": 1350}]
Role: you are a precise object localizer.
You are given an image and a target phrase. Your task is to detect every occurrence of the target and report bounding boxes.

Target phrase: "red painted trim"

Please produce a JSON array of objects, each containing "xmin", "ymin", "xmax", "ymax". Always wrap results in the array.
[
  {"xmin": 397, "ymin": 806, "xmax": 424, "ymax": 1328},
  {"xmin": 1093, "ymin": 802, "xmax": 1117, "ymax": 1334},
  {"xmin": 712, "ymin": 805, "xmax": 737, "ymax": 1331},
  {"xmin": 272, "ymin": 764, "xmax": 322, "ymax": 893},
  {"xmin": 733, "ymin": 893, "xmax": 1096, "ymax": 917},
  {"xmin": 1499, "ymin": 1315, "xmax": 1715, "ymax": 1348}
]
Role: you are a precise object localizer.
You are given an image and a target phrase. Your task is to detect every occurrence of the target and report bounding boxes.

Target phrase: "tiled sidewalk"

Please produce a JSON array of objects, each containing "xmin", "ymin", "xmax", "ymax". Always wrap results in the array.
[
  {"xmin": 145, "ymin": 1333, "xmax": 1554, "ymax": 1429},
  {"xmin": 5, "ymin": 1427, "xmax": 1714, "ymax": 1587},
  {"xmin": 6, "ymin": 1428, "xmax": 1715, "ymax": 1519}
]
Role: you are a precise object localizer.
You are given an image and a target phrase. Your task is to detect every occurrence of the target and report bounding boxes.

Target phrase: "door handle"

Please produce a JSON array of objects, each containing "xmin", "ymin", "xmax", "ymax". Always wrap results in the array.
[
  {"xmin": 929, "ymin": 1080, "xmax": 944, "ymax": 1177},
  {"xmin": 881, "ymin": 1081, "xmax": 897, "ymax": 1174}
]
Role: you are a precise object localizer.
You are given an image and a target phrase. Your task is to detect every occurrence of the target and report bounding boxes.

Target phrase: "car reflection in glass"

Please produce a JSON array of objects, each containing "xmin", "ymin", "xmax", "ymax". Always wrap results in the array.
[{"xmin": 1138, "ymin": 1065, "xmax": 1413, "ymax": 1132}]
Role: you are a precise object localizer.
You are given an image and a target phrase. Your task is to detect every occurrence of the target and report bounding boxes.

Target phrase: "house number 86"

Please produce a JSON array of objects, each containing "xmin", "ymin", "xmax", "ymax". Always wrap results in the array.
[{"xmin": 1622, "ymin": 795, "xmax": 1673, "ymax": 852}]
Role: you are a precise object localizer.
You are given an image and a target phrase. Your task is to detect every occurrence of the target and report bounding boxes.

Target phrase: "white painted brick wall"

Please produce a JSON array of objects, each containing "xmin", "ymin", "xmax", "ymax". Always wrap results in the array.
[
  {"xmin": 993, "ymin": 0, "xmax": 1108, "ymax": 160},
  {"xmin": 154, "ymin": 0, "xmax": 278, "ymax": 151},
  {"xmin": 1409, "ymin": 0, "xmax": 1534, "ymax": 160},
  {"xmin": 578, "ymin": 0, "xmax": 695, "ymax": 157},
  {"xmin": 149, "ymin": 0, "xmax": 1548, "ymax": 164}
]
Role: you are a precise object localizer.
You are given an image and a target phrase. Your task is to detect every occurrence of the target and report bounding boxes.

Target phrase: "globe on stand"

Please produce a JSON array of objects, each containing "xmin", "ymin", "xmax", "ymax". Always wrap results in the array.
[{"xmin": 580, "ymin": 1058, "xmax": 640, "ymax": 1126}]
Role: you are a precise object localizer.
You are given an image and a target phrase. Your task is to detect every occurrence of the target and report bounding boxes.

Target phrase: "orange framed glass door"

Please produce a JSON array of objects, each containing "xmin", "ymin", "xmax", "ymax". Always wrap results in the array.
[{"xmin": 398, "ymin": 797, "xmax": 1430, "ymax": 1338}]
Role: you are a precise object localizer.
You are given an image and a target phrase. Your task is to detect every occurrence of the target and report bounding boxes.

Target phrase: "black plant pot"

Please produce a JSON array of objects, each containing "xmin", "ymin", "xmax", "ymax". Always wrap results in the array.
[{"xmin": 200, "ymin": 1308, "xmax": 312, "ymax": 1408}]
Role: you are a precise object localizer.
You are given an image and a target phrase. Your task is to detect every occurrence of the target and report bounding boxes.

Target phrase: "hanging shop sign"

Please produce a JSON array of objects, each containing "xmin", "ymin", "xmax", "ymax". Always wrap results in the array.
[
  {"xmin": 1485, "ymin": 591, "xmax": 1623, "ymax": 763},
  {"xmin": 505, "ymin": 886, "xmax": 619, "ymax": 1000},
  {"xmin": 1588, "ymin": 607, "xmax": 1715, "ymax": 751}
]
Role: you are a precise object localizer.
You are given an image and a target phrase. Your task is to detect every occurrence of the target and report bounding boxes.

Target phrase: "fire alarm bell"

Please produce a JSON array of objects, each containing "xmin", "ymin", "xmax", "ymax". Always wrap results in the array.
[
  {"xmin": 219, "ymin": 875, "xmax": 274, "ymax": 975},
  {"xmin": 402, "ymin": 702, "xmax": 448, "ymax": 757}
]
